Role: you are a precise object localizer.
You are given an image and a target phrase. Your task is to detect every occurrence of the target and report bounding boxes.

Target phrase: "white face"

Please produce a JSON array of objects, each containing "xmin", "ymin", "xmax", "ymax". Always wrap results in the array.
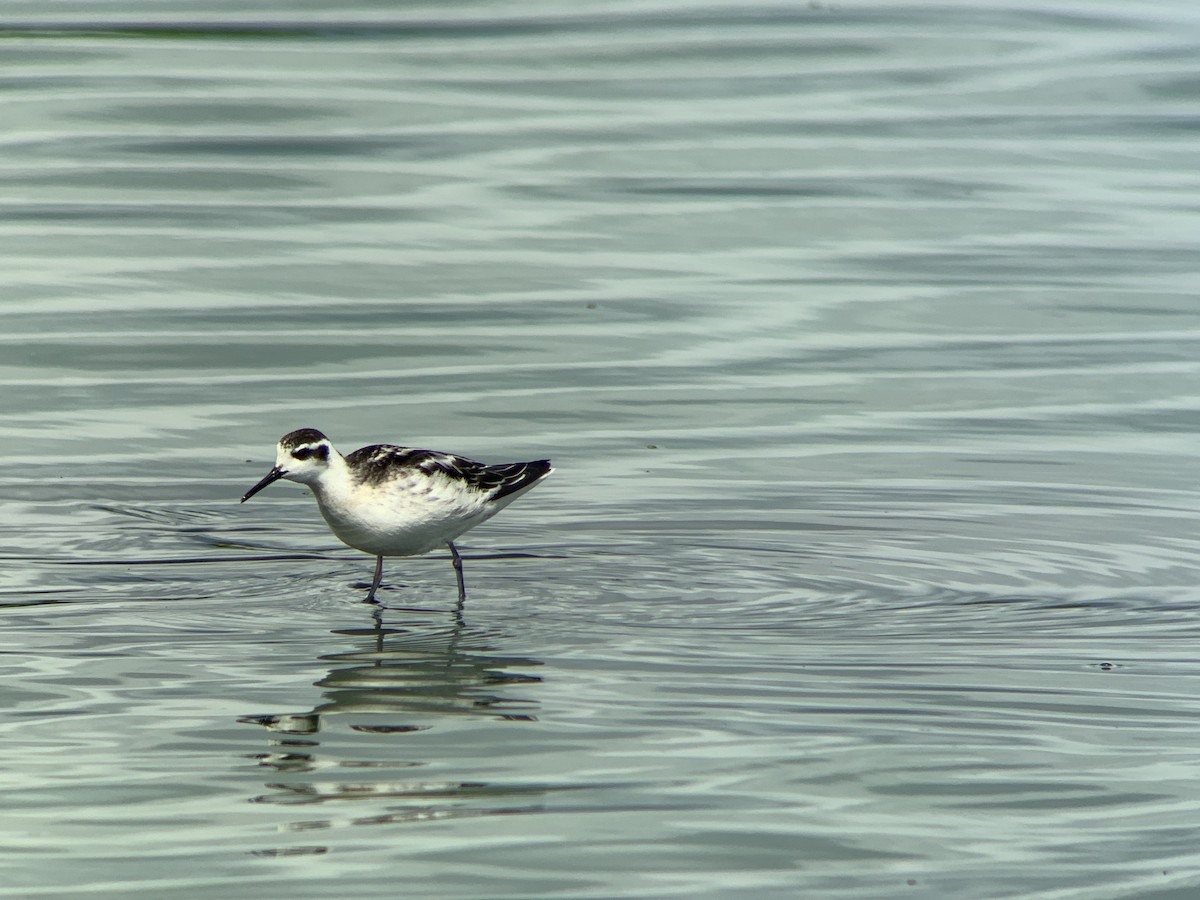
[
  {"xmin": 242, "ymin": 429, "xmax": 336, "ymax": 503},
  {"xmin": 277, "ymin": 438, "xmax": 334, "ymax": 485}
]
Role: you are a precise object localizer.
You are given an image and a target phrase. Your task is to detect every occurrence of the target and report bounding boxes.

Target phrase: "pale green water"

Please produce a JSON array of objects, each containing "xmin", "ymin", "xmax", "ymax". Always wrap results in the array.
[{"xmin": 3, "ymin": 2, "xmax": 1200, "ymax": 898}]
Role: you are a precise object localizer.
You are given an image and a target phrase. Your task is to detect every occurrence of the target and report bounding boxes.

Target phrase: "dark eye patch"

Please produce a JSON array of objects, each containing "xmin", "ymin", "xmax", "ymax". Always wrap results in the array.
[
  {"xmin": 291, "ymin": 444, "xmax": 328, "ymax": 462},
  {"xmin": 292, "ymin": 447, "xmax": 313, "ymax": 460}
]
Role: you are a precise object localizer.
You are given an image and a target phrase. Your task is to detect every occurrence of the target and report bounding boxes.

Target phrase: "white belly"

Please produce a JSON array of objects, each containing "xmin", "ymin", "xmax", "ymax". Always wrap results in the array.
[{"xmin": 314, "ymin": 477, "xmax": 497, "ymax": 557}]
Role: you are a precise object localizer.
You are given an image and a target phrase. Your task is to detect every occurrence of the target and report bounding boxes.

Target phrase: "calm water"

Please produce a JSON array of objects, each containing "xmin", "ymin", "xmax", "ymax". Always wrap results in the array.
[{"xmin": 3, "ymin": 1, "xmax": 1200, "ymax": 897}]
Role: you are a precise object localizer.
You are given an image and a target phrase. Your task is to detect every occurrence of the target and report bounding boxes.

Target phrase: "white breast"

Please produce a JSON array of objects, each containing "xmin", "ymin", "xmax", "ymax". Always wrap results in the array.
[{"xmin": 313, "ymin": 470, "xmax": 498, "ymax": 557}]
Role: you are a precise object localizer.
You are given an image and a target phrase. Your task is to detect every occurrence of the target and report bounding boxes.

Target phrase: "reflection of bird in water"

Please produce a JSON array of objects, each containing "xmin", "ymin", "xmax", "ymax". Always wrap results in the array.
[
  {"xmin": 242, "ymin": 428, "xmax": 552, "ymax": 603},
  {"xmin": 240, "ymin": 605, "xmax": 543, "ymax": 747},
  {"xmin": 240, "ymin": 605, "xmax": 548, "ymax": 843},
  {"xmin": 316, "ymin": 607, "xmax": 543, "ymax": 724}
]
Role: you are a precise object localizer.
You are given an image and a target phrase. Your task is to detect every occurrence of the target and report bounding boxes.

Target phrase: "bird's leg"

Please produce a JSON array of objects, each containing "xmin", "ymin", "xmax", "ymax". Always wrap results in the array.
[
  {"xmin": 447, "ymin": 541, "xmax": 466, "ymax": 603},
  {"xmin": 364, "ymin": 555, "xmax": 384, "ymax": 604}
]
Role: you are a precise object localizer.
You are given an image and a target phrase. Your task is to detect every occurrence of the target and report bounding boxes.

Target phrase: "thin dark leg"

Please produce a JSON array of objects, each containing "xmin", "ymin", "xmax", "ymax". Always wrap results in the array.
[
  {"xmin": 364, "ymin": 555, "xmax": 384, "ymax": 604},
  {"xmin": 447, "ymin": 541, "xmax": 466, "ymax": 604}
]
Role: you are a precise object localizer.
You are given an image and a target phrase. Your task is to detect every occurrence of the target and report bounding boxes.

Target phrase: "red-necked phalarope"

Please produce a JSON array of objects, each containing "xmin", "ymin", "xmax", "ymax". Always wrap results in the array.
[{"xmin": 241, "ymin": 428, "xmax": 552, "ymax": 603}]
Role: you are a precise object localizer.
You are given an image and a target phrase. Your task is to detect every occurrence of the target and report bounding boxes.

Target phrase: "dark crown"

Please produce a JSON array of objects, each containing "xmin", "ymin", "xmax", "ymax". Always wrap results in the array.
[{"xmin": 279, "ymin": 428, "xmax": 329, "ymax": 449}]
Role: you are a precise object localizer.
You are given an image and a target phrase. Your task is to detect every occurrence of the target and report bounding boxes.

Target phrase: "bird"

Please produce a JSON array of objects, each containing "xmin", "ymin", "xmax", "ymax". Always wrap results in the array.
[{"xmin": 241, "ymin": 428, "xmax": 552, "ymax": 604}]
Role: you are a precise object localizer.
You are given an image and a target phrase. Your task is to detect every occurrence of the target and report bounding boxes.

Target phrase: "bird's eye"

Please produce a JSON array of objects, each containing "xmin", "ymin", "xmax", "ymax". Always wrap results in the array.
[{"xmin": 292, "ymin": 447, "xmax": 313, "ymax": 460}]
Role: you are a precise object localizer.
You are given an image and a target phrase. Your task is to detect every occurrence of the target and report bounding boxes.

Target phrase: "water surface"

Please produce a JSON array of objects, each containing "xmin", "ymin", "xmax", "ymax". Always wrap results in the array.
[{"xmin": 3, "ymin": 2, "xmax": 1200, "ymax": 897}]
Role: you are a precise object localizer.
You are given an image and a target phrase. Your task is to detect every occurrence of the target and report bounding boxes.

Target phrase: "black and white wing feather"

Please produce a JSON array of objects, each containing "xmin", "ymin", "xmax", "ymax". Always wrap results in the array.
[
  {"xmin": 346, "ymin": 445, "xmax": 552, "ymax": 501},
  {"xmin": 473, "ymin": 459, "xmax": 554, "ymax": 501}
]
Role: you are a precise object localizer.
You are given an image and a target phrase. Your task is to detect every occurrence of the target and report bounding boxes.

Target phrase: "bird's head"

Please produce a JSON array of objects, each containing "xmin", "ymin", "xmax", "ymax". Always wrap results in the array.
[{"xmin": 241, "ymin": 427, "xmax": 335, "ymax": 501}]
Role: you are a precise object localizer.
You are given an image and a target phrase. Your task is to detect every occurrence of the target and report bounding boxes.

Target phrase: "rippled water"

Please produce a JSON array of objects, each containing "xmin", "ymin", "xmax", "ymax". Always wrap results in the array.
[{"xmin": 4, "ymin": 1, "xmax": 1200, "ymax": 897}]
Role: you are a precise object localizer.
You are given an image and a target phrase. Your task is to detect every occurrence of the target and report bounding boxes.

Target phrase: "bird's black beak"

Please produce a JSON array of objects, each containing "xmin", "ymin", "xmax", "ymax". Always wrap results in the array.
[{"xmin": 241, "ymin": 466, "xmax": 286, "ymax": 503}]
